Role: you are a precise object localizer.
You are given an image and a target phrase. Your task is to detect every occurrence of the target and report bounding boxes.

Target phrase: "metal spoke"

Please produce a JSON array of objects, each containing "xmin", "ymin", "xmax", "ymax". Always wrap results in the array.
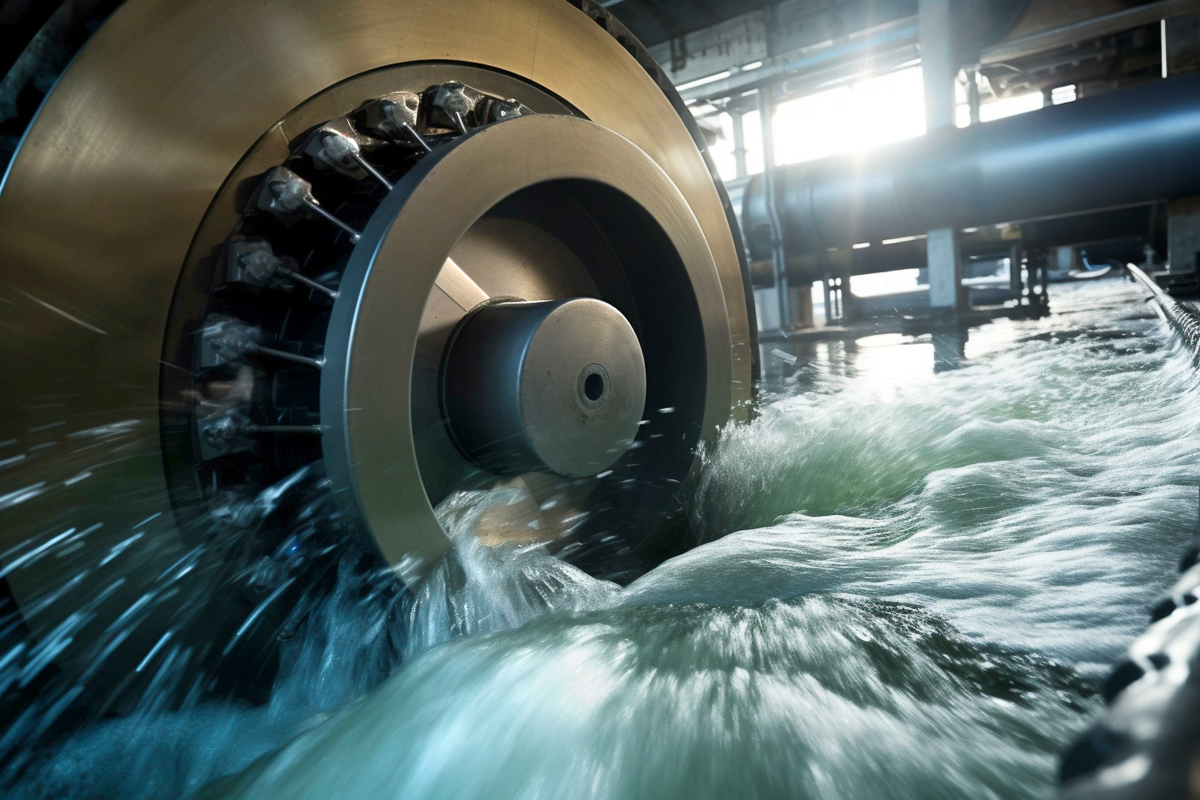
[
  {"xmin": 248, "ymin": 344, "xmax": 325, "ymax": 370},
  {"xmin": 401, "ymin": 122, "xmax": 433, "ymax": 153},
  {"xmin": 246, "ymin": 424, "xmax": 324, "ymax": 436},
  {"xmin": 300, "ymin": 197, "xmax": 361, "ymax": 243},
  {"xmin": 352, "ymin": 153, "xmax": 393, "ymax": 191}
]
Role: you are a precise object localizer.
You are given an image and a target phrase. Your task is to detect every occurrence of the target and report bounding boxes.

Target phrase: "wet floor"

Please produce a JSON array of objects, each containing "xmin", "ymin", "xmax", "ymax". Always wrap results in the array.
[{"xmin": 4, "ymin": 277, "xmax": 1199, "ymax": 800}]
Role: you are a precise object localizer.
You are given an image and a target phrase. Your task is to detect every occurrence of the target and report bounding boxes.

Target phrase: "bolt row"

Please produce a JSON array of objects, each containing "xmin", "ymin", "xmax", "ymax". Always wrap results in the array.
[{"xmin": 193, "ymin": 82, "xmax": 532, "ymax": 468}]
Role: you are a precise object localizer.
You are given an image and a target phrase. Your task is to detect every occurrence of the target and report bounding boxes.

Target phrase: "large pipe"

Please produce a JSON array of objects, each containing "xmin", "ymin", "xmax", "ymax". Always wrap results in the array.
[
  {"xmin": 743, "ymin": 72, "xmax": 1200, "ymax": 260},
  {"xmin": 745, "ymin": 203, "xmax": 1159, "ymax": 287}
]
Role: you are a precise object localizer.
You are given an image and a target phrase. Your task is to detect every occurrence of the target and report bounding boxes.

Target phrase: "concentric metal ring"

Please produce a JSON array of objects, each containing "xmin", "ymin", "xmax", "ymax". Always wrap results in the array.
[{"xmin": 324, "ymin": 115, "xmax": 731, "ymax": 580}]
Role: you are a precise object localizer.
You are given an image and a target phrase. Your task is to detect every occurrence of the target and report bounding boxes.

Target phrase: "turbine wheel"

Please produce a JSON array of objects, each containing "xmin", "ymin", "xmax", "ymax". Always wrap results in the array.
[{"xmin": 0, "ymin": 0, "xmax": 758, "ymax": 721}]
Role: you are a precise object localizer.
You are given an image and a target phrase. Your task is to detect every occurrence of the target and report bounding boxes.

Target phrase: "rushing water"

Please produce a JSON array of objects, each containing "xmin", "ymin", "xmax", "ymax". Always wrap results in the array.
[{"xmin": 3, "ymin": 278, "xmax": 1199, "ymax": 799}]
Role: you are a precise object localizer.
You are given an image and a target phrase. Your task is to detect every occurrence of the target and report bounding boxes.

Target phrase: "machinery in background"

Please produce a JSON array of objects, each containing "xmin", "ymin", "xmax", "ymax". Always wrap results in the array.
[{"xmin": 629, "ymin": 0, "xmax": 1200, "ymax": 332}]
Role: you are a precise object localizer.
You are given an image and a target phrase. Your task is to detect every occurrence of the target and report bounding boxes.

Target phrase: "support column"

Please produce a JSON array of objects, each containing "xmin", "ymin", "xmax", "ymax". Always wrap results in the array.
[
  {"xmin": 731, "ymin": 108, "xmax": 747, "ymax": 180},
  {"xmin": 1014, "ymin": 246, "xmax": 1050, "ymax": 318},
  {"xmin": 1050, "ymin": 245, "xmax": 1077, "ymax": 280},
  {"xmin": 1165, "ymin": 15, "xmax": 1200, "ymax": 274},
  {"xmin": 758, "ymin": 86, "xmax": 792, "ymax": 329},
  {"xmin": 932, "ymin": 328, "xmax": 968, "ymax": 373},
  {"xmin": 965, "ymin": 67, "xmax": 981, "ymax": 126},
  {"xmin": 919, "ymin": 0, "xmax": 965, "ymax": 317},
  {"xmin": 926, "ymin": 227, "xmax": 963, "ymax": 312},
  {"xmin": 1168, "ymin": 197, "xmax": 1200, "ymax": 272},
  {"xmin": 1008, "ymin": 245, "xmax": 1023, "ymax": 296},
  {"xmin": 1164, "ymin": 14, "xmax": 1200, "ymax": 77},
  {"xmin": 790, "ymin": 285, "xmax": 814, "ymax": 328},
  {"xmin": 920, "ymin": 0, "xmax": 956, "ymax": 131}
]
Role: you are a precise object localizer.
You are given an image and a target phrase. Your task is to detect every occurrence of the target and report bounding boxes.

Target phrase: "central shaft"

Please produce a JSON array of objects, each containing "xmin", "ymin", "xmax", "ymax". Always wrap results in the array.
[{"xmin": 441, "ymin": 298, "xmax": 647, "ymax": 478}]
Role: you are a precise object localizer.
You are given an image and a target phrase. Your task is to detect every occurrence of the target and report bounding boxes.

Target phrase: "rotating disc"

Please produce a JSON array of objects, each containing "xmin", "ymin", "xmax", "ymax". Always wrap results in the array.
[{"xmin": 0, "ymin": 0, "xmax": 757, "ymax": 711}]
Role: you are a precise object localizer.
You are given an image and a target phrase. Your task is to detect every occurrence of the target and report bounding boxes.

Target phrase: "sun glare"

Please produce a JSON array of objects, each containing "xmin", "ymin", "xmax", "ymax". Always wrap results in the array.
[{"xmin": 711, "ymin": 66, "xmax": 1045, "ymax": 183}]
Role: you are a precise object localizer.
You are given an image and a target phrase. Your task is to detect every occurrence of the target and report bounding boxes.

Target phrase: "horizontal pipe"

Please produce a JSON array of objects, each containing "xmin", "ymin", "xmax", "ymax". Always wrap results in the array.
[
  {"xmin": 743, "ymin": 72, "xmax": 1200, "ymax": 259},
  {"xmin": 746, "ymin": 204, "xmax": 1158, "ymax": 286},
  {"xmin": 683, "ymin": 22, "xmax": 918, "ymax": 104},
  {"xmin": 981, "ymin": 0, "xmax": 1197, "ymax": 65}
]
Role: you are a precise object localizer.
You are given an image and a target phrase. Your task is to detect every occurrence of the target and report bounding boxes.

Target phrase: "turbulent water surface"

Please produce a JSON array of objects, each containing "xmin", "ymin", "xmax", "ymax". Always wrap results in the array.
[{"xmin": 4, "ymin": 278, "xmax": 1199, "ymax": 799}]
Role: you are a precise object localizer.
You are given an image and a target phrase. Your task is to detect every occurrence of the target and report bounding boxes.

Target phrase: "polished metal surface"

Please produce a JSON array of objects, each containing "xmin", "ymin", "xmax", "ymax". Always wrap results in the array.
[
  {"xmin": 435, "ymin": 258, "xmax": 490, "ymax": 311},
  {"xmin": 442, "ymin": 298, "xmax": 647, "ymax": 478},
  {"xmin": 323, "ymin": 114, "xmax": 732, "ymax": 577},
  {"xmin": 743, "ymin": 72, "xmax": 1200, "ymax": 259},
  {"xmin": 0, "ymin": 0, "xmax": 752, "ymax": 667}
]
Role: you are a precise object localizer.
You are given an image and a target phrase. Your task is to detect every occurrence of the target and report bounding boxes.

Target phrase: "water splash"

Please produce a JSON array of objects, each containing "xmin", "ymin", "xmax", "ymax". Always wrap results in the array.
[
  {"xmin": 2, "ymin": 279, "xmax": 1197, "ymax": 799},
  {"xmin": 683, "ymin": 280, "xmax": 1199, "ymax": 670},
  {"xmin": 1, "ymin": 482, "xmax": 611, "ymax": 799},
  {"xmin": 403, "ymin": 489, "xmax": 620, "ymax": 657},
  {"xmin": 205, "ymin": 597, "xmax": 1091, "ymax": 800}
]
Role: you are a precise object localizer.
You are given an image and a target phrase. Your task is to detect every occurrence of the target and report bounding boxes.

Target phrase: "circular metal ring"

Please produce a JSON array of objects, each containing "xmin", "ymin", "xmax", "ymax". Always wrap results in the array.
[{"xmin": 323, "ymin": 114, "xmax": 731, "ymax": 580}]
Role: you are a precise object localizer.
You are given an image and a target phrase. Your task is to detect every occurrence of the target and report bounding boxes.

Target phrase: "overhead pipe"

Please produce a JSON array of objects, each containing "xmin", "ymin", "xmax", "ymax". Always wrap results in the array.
[{"xmin": 742, "ymin": 72, "xmax": 1200, "ymax": 261}]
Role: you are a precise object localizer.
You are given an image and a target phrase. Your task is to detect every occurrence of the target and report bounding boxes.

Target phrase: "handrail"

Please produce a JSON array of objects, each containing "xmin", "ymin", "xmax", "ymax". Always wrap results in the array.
[{"xmin": 1127, "ymin": 264, "xmax": 1200, "ymax": 358}]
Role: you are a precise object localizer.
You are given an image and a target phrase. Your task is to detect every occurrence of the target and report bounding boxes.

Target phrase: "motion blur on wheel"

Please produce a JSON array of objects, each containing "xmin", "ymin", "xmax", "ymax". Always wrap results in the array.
[
  {"xmin": 13, "ymin": 1, "xmax": 1200, "ymax": 799},
  {"xmin": 0, "ymin": 0, "xmax": 756, "ymax": 788}
]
